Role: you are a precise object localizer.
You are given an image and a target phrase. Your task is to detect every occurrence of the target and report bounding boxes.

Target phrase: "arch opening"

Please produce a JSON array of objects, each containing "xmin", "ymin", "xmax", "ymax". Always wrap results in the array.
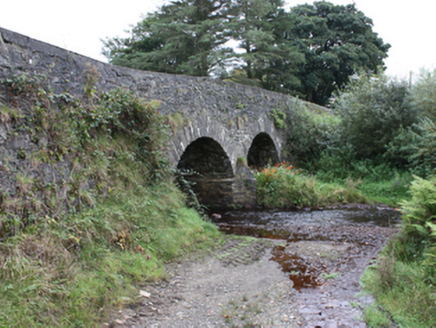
[
  {"xmin": 247, "ymin": 133, "xmax": 279, "ymax": 170},
  {"xmin": 177, "ymin": 137, "xmax": 234, "ymax": 207}
]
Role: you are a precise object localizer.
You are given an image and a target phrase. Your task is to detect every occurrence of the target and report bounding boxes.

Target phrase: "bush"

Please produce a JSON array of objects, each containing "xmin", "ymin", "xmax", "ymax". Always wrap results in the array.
[
  {"xmin": 255, "ymin": 163, "xmax": 367, "ymax": 208},
  {"xmin": 399, "ymin": 175, "xmax": 436, "ymax": 254},
  {"xmin": 332, "ymin": 72, "xmax": 416, "ymax": 160},
  {"xmin": 387, "ymin": 118, "xmax": 436, "ymax": 176},
  {"xmin": 361, "ymin": 175, "xmax": 436, "ymax": 327},
  {"xmin": 283, "ymin": 99, "xmax": 339, "ymax": 167},
  {"xmin": 409, "ymin": 68, "xmax": 436, "ymax": 122}
]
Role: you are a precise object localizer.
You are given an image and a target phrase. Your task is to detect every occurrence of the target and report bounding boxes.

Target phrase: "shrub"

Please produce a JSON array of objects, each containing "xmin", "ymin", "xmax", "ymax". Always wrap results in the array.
[
  {"xmin": 254, "ymin": 163, "xmax": 367, "ymax": 208},
  {"xmin": 387, "ymin": 118, "xmax": 436, "ymax": 176},
  {"xmin": 399, "ymin": 175, "xmax": 436, "ymax": 253},
  {"xmin": 284, "ymin": 99, "xmax": 339, "ymax": 166},
  {"xmin": 332, "ymin": 72, "xmax": 416, "ymax": 160},
  {"xmin": 409, "ymin": 68, "xmax": 436, "ymax": 122},
  {"xmin": 361, "ymin": 175, "xmax": 436, "ymax": 327}
]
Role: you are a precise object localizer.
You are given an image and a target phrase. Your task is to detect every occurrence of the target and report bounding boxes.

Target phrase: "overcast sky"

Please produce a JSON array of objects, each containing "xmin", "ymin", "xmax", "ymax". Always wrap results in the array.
[{"xmin": 1, "ymin": 0, "xmax": 435, "ymax": 81}]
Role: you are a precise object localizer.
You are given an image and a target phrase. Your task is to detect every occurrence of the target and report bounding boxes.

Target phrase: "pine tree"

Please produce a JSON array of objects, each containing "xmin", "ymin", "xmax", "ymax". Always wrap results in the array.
[{"xmin": 104, "ymin": 0, "xmax": 233, "ymax": 76}]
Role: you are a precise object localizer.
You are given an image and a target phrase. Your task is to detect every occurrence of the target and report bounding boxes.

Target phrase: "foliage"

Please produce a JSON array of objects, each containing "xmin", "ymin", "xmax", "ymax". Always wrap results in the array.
[
  {"xmin": 314, "ymin": 153, "xmax": 412, "ymax": 206},
  {"xmin": 386, "ymin": 69, "xmax": 436, "ymax": 175},
  {"xmin": 104, "ymin": 0, "xmax": 389, "ymax": 105},
  {"xmin": 285, "ymin": 1, "xmax": 390, "ymax": 105},
  {"xmin": 227, "ymin": 0, "xmax": 305, "ymax": 87},
  {"xmin": 387, "ymin": 118, "xmax": 436, "ymax": 176},
  {"xmin": 0, "ymin": 72, "xmax": 220, "ymax": 326},
  {"xmin": 362, "ymin": 304, "xmax": 392, "ymax": 328},
  {"xmin": 255, "ymin": 163, "xmax": 367, "ymax": 208},
  {"xmin": 332, "ymin": 72, "xmax": 416, "ymax": 160},
  {"xmin": 361, "ymin": 241, "xmax": 436, "ymax": 327},
  {"xmin": 0, "ymin": 184, "xmax": 219, "ymax": 327},
  {"xmin": 409, "ymin": 68, "xmax": 436, "ymax": 121},
  {"xmin": 103, "ymin": 0, "xmax": 233, "ymax": 76},
  {"xmin": 399, "ymin": 175, "xmax": 436, "ymax": 250},
  {"xmin": 269, "ymin": 108, "xmax": 286, "ymax": 129},
  {"xmin": 283, "ymin": 99, "xmax": 339, "ymax": 166},
  {"xmin": 361, "ymin": 175, "xmax": 436, "ymax": 327}
]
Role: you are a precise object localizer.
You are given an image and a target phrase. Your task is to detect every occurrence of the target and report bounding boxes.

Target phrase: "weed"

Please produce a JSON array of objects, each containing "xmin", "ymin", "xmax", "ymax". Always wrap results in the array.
[
  {"xmin": 255, "ymin": 163, "xmax": 368, "ymax": 208},
  {"xmin": 269, "ymin": 108, "xmax": 286, "ymax": 129},
  {"xmin": 236, "ymin": 156, "xmax": 248, "ymax": 167},
  {"xmin": 0, "ymin": 72, "xmax": 221, "ymax": 326},
  {"xmin": 363, "ymin": 304, "xmax": 392, "ymax": 328},
  {"xmin": 321, "ymin": 272, "xmax": 340, "ymax": 280}
]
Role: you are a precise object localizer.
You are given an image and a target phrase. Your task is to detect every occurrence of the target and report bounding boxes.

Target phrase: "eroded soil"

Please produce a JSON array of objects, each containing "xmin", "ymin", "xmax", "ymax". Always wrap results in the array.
[{"xmin": 109, "ymin": 208, "xmax": 399, "ymax": 328}]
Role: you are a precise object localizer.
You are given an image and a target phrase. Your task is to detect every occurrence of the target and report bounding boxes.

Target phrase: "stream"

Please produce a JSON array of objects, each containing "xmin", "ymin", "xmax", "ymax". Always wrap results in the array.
[
  {"xmin": 211, "ymin": 205, "xmax": 401, "ymax": 327},
  {"xmin": 112, "ymin": 206, "xmax": 401, "ymax": 327}
]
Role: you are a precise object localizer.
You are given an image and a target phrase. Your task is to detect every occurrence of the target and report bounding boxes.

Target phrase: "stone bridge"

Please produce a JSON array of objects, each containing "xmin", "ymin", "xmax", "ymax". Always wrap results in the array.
[{"xmin": 0, "ymin": 27, "xmax": 319, "ymax": 208}]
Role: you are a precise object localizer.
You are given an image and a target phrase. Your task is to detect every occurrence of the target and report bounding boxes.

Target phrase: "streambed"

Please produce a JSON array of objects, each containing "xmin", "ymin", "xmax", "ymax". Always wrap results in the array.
[
  {"xmin": 111, "ymin": 206, "xmax": 400, "ymax": 327},
  {"xmin": 213, "ymin": 206, "xmax": 400, "ymax": 327}
]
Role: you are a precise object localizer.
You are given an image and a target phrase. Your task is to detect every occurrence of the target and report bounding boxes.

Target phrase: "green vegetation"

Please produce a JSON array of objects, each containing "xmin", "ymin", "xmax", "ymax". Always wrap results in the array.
[
  {"xmin": 269, "ymin": 108, "xmax": 287, "ymax": 130},
  {"xmin": 257, "ymin": 69, "xmax": 436, "ymax": 326},
  {"xmin": 256, "ymin": 70, "xmax": 436, "ymax": 208},
  {"xmin": 362, "ymin": 304, "xmax": 392, "ymax": 328},
  {"xmin": 103, "ymin": 0, "xmax": 389, "ymax": 106},
  {"xmin": 321, "ymin": 272, "xmax": 340, "ymax": 280},
  {"xmin": 255, "ymin": 163, "xmax": 367, "ymax": 208},
  {"xmin": 361, "ymin": 175, "xmax": 436, "ymax": 328},
  {"xmin": 0, "ymin": 71, "xmax": 219, "ymax": 326}
]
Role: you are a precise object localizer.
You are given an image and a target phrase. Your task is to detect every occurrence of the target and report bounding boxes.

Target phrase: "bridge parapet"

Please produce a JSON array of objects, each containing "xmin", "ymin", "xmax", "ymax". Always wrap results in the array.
[{"xmin": 0, "ymin": 26, "xmax": 313, "ymax": 208}]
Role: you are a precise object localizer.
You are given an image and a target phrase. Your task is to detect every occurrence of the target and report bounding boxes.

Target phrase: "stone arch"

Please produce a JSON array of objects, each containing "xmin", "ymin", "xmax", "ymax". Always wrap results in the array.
[
  {"xmin": 177, "ymin": 137, "xmax": 234, "ymax": 207},
  {"xmin": 247, "ymin": 132, "xmax": 280, "ymax": 169}
]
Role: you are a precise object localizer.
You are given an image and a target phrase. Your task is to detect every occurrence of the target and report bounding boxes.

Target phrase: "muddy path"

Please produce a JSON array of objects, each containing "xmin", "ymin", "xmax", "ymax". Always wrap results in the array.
[{"xmin": 109, "ymin": 207, "xmax": 399, "ymax": 327}]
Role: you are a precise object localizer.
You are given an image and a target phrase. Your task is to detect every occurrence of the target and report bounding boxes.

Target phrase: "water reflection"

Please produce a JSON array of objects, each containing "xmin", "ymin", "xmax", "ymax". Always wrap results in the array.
[{"xmin": 212, "ymin": 207, "xmax": 400, "ymax": 228}]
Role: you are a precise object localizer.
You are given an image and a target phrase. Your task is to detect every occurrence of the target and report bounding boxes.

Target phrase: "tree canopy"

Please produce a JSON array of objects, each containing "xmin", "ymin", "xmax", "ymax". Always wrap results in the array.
[
  {"xmin": 103, "ymin": 0, "xmax": 234, "ymax": 76},
  {"xmin": 285, "ymin": 2, "xmax": 390, "ymax": 104},
  {"xmin": 103, "ymin": 0, "xmax": 390, "ymax": 105}
]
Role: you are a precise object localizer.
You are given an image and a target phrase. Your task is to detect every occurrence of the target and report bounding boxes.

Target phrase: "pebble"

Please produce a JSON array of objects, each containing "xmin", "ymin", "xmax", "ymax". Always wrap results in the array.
[{"xmin": 140, "ymin": 290, "xmax": 151, "ymax": 298}]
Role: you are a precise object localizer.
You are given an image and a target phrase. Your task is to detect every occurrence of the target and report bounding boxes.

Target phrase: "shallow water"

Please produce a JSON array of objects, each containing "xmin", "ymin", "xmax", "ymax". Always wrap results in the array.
[
  {"xmin": 211, "ymin": 206, "xmax": 400, "ymax": 290},
  {"xmin": 212, "ymin": 206, "xmax": 400, "ymax": 228}
]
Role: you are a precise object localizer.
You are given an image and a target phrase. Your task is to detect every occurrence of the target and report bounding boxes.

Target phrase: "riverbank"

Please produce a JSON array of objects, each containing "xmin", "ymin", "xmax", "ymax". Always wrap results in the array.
[{"xmin": 0, "ymin": 73, "xmax": 221, "ymax": 326}]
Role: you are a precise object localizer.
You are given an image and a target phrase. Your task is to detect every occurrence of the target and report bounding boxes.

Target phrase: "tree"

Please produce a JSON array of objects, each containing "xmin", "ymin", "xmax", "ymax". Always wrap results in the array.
[
  {"xmin": 103, "ymin": 0, "xmax": 233, "ymax": 76},
  {"xmin": 333, "ymin": 72, "xmax": 416, "ymax": 160},
  {"xmin": 410, "ymin": 69, "xmax": 436, "ymax": 121},
  {"xmin": 104, "ymin": 1, "xmax": 390, "ymax": 106},
  {"xmin": 285, "ymin": 1, "xmax": 390, "ymax": 105},
  {"xmin": 225, "ymin": 0, "xmax": 305, "ymax": 91}
]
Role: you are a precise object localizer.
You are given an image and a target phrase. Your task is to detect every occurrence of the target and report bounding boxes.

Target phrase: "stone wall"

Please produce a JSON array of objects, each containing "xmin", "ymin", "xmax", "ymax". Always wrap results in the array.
[
  {"xmin": 0, "ymin": 26, "xmax": 297, "ymax": 166},
  {"xmin": 0, "ymin": 26, "xmax": 322, "ymax": 208}
]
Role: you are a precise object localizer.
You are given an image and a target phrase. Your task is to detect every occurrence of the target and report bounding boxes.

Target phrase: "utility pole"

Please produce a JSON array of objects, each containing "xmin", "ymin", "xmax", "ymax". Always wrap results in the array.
[{"xmin": 409, "ymin": 71, "xmax": 413, "ymax": 89}]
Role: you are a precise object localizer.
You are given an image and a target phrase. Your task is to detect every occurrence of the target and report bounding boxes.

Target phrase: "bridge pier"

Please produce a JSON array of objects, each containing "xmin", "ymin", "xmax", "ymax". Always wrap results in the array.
[
  {"xmin": 179, "ymin": 168, "xmax": 256, "ymax": 209},
  {"xmin": 175, "ymin": 132, "xmax": 279, "ymax": 209},
  {"xmin": 233, "ymin": 164, "xmax": 257, "ymax": 208}
]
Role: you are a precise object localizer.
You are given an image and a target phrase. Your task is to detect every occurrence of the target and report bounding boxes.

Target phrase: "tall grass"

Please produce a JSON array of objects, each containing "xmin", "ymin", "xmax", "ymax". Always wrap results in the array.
[
  {"xmin": 0, "ymin": 71, "xmax": 220, "ymax": 326},
  {"xmin": 361, "ymin": 175, "xmax": 436, "ymax": 327},
  {"xmin": 0, "ymin": 183, "xmax": 219, "ymax": 326},
  {"xmin": 255, "ymin": 163, "xmax": 367, "ymax": 208}
]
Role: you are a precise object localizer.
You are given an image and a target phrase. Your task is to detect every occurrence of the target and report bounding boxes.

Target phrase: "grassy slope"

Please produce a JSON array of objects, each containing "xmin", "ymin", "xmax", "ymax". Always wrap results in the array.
[
  {"xmin": 360, "ymin": 176, "xmax": 436, "ymax": 327},
  {"xmin": 0, "ymin": 72, "xmax": 220, "ymax": 326}
]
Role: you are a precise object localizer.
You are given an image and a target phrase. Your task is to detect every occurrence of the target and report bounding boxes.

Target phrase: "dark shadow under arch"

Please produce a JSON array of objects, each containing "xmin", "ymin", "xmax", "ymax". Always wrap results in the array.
[
  {"xmin": 247, "ymin": 133, "xmax": 279, "ymax": 169},
  {"xmin": 177, "ymin": 137, "xmax": 234, "ymax": 207}
]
